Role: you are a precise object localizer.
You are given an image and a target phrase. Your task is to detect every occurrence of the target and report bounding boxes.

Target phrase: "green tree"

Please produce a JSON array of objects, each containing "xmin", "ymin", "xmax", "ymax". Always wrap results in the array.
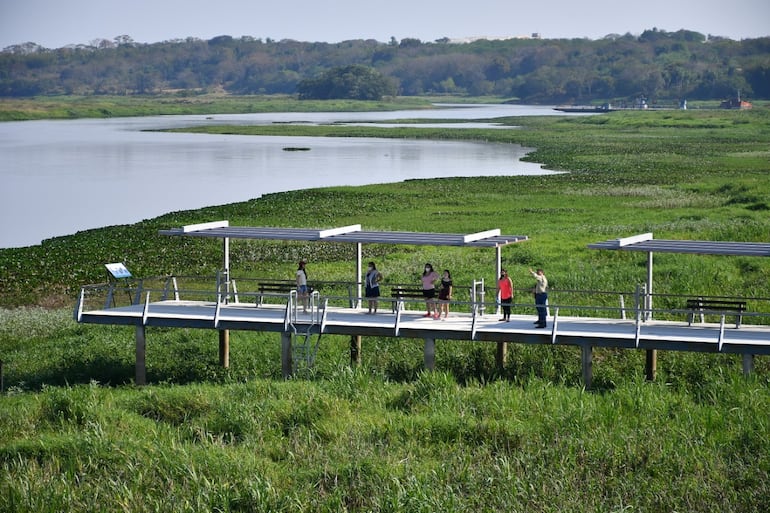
[{"xmin": 297, "ymin": 64, "xmax": 395, "ymax": 100}]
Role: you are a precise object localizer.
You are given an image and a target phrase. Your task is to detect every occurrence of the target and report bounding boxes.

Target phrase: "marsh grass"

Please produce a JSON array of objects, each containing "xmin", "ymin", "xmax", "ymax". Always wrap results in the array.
[
  {"xmin": 0, "ymin": 94, "xmax": 433, "ymax": 121},
  {"xmin": 1, "ymin": 106, "xmax": 770, "ymax": 511},
  {"xmin": 1, "ymin": 371, "xmax": 768, "ymax": 512}
]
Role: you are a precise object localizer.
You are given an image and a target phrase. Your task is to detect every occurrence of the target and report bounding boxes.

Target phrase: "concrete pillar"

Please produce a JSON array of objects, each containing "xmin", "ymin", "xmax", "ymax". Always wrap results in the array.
[
  {"xmin": 350, "ymin": 335, "xmax": 361, "ymax": 366},
  {"xmin": 581, "ymin": 344, "xmax": 593, "ymax": 389},
  {"xmin": 219, "ymin": 330, "xmax": 230, "ymax": 368},
  {"xmin": 281, "ymin": 332, "xmax": 292, "ymax": 379},
  {"xmin": 424, "ymin": 337, "xmax": 435, "ymax": 371},
  {"xmin": 496, "ymin": 341, "xmax": 508, "ymax": 370},
  {"xmin": 135, "ymin": 325, "xmax": 146, "ymax": 386},
  {"xmin": 645, "ymin": 349, "xmax": 657, "ymax": 381},
  {"xmin": 742, "ymin": 354, "xmax": 754, "ymax": 376}
]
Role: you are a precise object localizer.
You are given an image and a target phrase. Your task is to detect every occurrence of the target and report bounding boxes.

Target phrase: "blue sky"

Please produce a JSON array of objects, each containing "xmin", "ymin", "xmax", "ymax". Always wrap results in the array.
[{"xmin": 1, "ymin": 0, "xmax": 768, "ymax": 49}]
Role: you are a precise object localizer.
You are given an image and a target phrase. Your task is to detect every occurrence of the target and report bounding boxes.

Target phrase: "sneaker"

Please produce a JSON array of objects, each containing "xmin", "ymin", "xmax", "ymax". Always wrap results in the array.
[
  {"xmin": 423, "ymin": 313, "xmax": 432, "ymax": 317},
  {"xmin": 433, "ymin": 314, "xmax": 440, "ymax": 319}
]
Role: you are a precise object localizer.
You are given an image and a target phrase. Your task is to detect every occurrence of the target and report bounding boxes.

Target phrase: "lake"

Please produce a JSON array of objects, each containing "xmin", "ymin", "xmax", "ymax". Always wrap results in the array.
[{"xmin": 0, "ymin": 104, "xmax": 567, "ymax": 248}]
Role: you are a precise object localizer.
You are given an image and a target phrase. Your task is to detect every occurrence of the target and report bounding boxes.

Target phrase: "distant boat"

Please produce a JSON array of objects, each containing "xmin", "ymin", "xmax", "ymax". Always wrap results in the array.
[{"xmin": 282, "ymin": 147, "xmax": 311, "ymax": 151}]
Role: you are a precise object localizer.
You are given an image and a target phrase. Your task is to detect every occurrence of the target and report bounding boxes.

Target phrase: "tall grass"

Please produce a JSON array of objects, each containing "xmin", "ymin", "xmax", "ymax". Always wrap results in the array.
[{"xmin": 1, "ymin": 371, "xmax": 768, "ymax": 512}]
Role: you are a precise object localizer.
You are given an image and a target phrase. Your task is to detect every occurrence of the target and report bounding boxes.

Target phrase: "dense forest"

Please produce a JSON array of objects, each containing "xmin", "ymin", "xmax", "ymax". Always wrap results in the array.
[{"xmin": 2, "ymin": 28, "xmax": 769, "ymax": 103}]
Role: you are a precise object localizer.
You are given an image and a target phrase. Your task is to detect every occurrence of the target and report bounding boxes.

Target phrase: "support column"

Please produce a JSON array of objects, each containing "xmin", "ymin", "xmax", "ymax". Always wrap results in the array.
[
  {"xmin": 424, "ymin": 338, "xmax": 435, "ymax": 371},
  {"xmin": 135, "ymin": 325, "xmax": 146, "ymax": 386},
  {"xmin": 581, "ymin": 344, "xmax": 593, "ymax": 389},
  {"xmin": 742, "ymin": 354, "xmax": 754, "ymax": 376},
  {"xmin": 645, "ymin": 250, "xmax": 658, "ymax": 377},
  {"xmin": 350, "ymin": 335, "xmax": 361, "ymax": 366},
  {"xmin": 645, "ymin": 349, "xmax": 657, "ymax": 381},
  {"xmin": 281, "ymin": 332, "xmax": 292, "ymax": 379},
  {"xmin": 219, "ymin": 330, "xmax": 230, "ymax": 368},
  {"xmin": 356, "ymin": 242, "xmax": 362, "ymax": 309},
  {"xmin": 496, "ymin": 341, "xmax": 508, "ymax": 370}
]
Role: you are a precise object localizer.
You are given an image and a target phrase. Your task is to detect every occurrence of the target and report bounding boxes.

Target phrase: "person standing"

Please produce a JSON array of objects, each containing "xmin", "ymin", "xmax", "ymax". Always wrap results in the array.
[
  {"xmin": 421, "ymin": 263, "xmax": 440, "ymax": 318},
  {"xmin": 437, "ymin": 269, "xmax": 453, "ymax": 319},
  {"xmin": 365, "ymin": 261, "xmax": 383, "ymax": 314},
  {"xmin": 529, "ymin": 267, "xmax": 548, "ymax": 328},
  {"xmin": 497, "ymin": 268, "xmax": 514, "ymax": 321},
  {"xmin": 296, "ymin": 259, "xmax": 309, "ymax": 312}
]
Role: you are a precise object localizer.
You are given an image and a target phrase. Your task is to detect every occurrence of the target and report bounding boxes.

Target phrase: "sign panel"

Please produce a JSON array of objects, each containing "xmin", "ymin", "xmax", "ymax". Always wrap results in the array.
[{"xmin": 105, "ymin": 262, "xmax": 131, "ymax": 279}]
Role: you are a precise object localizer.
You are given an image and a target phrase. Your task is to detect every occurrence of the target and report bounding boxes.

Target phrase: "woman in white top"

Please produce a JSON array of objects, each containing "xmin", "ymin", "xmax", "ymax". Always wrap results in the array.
[{"xmin": 296, "ymin": 260, "xmax": 308, "ymax": 312}]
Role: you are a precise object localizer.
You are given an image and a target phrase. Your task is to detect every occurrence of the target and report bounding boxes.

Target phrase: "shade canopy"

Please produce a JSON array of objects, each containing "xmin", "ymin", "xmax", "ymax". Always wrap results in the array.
[
  {"xmin": 588, "ymin": 233, "xmax": 770, "ymax": 257},
  {"xmin": 159, "ymin": 221, "xmax": 528, "ymax": 248}
]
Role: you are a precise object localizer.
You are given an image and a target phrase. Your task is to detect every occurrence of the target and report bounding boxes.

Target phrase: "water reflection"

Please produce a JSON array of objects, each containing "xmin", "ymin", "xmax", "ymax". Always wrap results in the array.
[{"xmin": 1, "ymin": 104, "xmax": 561, "ymax": 248}]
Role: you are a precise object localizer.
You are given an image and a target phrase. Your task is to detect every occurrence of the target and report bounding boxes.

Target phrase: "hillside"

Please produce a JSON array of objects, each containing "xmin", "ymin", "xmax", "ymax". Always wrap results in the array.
[{"xmin": 3, "ymin": 29, "xmax": 770, "ymax": 103}]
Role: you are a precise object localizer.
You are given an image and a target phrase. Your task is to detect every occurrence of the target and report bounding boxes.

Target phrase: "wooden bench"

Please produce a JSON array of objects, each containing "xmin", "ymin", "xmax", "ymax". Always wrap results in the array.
[
  {"xmin": 390, "ymin": 286, "xmax": 430, "ymax": 312},
  {"xmin": 256, "ymin": 281, "xmax": 313, "ymax": 306},
  {"xmin": 686, "ymin": 298, "xmax": 746, "ymax": 328}
]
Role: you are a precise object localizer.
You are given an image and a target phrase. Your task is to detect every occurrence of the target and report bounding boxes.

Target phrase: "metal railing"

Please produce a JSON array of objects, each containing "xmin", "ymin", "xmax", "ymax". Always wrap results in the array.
[{"xmin": 76, "ymin": 276, "xmax": 770, "ymax": 329}]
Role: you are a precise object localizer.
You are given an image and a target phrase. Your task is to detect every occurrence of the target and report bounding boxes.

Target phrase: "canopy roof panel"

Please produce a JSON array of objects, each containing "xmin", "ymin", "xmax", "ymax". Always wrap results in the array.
[
  {"xmin": 588, "ymin": 233, "xmax": 770, "ymax": 257},
  {"xmin": 159, "ymin": 221, "xmax": 528, "ymax": 248}
]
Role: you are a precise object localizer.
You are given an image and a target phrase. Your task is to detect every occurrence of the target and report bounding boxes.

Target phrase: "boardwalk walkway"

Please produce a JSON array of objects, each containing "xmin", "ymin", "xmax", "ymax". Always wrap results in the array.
[{"xmin": 75, "ymin": 293, "xmax": 770, "ymax": 386}]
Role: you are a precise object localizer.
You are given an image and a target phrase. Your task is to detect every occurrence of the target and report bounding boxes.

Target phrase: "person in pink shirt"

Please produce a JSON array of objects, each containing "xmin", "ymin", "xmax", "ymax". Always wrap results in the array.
[{"xmin": 421, "ymin": 263, "xmax": 440, "ymax": 318}]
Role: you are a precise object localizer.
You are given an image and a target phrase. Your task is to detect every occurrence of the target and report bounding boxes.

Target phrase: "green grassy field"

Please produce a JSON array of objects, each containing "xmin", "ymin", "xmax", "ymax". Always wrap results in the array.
[{"xmin": 1, "ymin": 104, "xmax": 769, "ymax": 512}]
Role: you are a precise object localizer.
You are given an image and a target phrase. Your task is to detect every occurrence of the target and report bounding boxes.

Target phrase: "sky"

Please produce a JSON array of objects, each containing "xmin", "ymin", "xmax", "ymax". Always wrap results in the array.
[{"xmin": 1, "ymin": 0, "xmax": 768, "ymax": 50}]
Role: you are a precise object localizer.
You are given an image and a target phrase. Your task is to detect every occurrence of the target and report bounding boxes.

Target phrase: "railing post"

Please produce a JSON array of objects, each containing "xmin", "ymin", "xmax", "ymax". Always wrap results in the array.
[{"xmin": 133, "ymin": 279, "xmax": 144, "ymax": 306}]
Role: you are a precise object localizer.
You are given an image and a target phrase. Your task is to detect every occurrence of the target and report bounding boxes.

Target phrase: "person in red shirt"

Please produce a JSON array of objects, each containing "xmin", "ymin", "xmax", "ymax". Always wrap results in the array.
[{"xmin": 498, "ymin": 268, "xmax": 514, "ymax": 321}]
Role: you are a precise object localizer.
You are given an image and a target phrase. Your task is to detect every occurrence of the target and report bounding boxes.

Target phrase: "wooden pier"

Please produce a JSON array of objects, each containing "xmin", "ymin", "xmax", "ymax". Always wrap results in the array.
[
  {"xmin": 73, "ymin": 223, "xmax": 770, "ymax": 387},
  {"xmin": 75, "ymin": 291, "xmax": 770, "ymax": 387}
]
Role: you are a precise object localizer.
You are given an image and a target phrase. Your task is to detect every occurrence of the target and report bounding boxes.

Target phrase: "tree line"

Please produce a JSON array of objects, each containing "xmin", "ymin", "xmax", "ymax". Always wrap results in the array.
[{"xmin": 2, "ymin": 29, "xmax": 769, "ymax": 103}]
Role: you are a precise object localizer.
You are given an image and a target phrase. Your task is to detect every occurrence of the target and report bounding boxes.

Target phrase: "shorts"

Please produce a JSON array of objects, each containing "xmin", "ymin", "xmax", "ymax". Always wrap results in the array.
[
  {"xmin": 422, "ymin": 288, "xmax": 436, "ymax": 299},
  {"xmin": 365, "ymin": 285, "xmax": 380, "ymax": 298},
  {"xmin": 438, "ymin": 289, "xmax": 450, "ymax": 301}
]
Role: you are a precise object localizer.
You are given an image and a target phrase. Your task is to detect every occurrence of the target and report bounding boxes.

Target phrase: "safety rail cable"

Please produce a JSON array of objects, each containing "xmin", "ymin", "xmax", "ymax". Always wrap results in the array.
[
  {"xmin": 718, "ymin": 315, "xmax": 726, "ymax": 351},
  {"xmin": 320, "ymin": 298, "xmax": 329, "ymax": 332},
  {"xmin": 142, "ymin": 292, "xmax": 151, "ymax": 325},
  {"xmin": 75, "ymin": 288, "xmax": 85, "ymax": 322},
  {"xmin": 635, "ymin": 304, "xmax": 643, "ymax": 348},
  {"xmin": 394, "ymin": 304, "xmax": 403, "ymax": 336},
  {"xmin": 551, "ymin": 308, "xmax": 559, "ymax": 344},
  {"xmin": 284, "ymin": 292, "xmax": 294, "ymax": 331},
  {"xmin": 77, "ymin": 279, "xmax": 770, "ymax": 331},
  {"xmin": 214, "ymin": 291, "xmax": 223, "ymax": 327},
  {"xmin": 470, "ymin": 303, "xmax": 478, "ymax": 340}
]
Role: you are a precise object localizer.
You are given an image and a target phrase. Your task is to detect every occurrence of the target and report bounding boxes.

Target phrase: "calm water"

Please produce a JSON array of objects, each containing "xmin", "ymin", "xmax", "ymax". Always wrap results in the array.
[{"xmin": 1, "ymin": 104, "xmax": 565, "ymax": 248}]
